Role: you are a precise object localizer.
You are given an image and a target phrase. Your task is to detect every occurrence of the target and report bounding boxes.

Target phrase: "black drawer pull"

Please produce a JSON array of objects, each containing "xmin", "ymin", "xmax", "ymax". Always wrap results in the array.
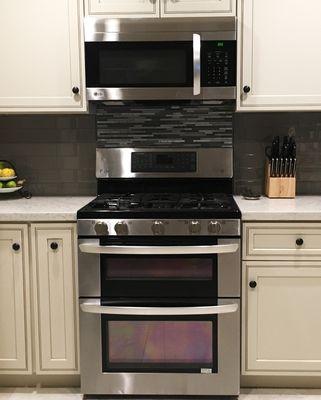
[
  {"xmin": 50, "ymin": 242, "xmax": 59, "ymax": 250},
  {"xmin": 12, "ymin": 243, "xmax": 20, "ymax": 251},
  {"xmin": 249, "ymin": 281, "xmax": 257, "ymax": 289},
  {"xmin": 296, "ymin": 238, "xmax": 304, "ymax": 246}
]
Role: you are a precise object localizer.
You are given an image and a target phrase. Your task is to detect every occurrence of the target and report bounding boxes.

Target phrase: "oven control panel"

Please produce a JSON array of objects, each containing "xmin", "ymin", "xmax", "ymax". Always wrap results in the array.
[{"xmin": 131, "ymin": 152, "xmax": 197, "ymax": 173}]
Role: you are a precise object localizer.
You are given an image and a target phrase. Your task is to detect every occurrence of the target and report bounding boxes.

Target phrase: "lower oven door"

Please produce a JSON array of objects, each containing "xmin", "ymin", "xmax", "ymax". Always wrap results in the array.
[{"xmin": 79, "ymin": 299, "xmax": 240, "ymax": 396}]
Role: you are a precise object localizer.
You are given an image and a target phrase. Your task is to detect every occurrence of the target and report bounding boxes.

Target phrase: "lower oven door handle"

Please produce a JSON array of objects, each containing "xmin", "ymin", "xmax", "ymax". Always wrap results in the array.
[
  {"xmin": 79, "ymin": 243, "xmax": 239, "ymax": 255},
  {"xmin": 80, "ymin": 300, "xmax": 238, "ymax": 316}
]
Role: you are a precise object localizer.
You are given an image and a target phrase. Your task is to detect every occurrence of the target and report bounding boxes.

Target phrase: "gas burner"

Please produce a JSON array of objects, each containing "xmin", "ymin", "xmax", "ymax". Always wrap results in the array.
[{"xmin": 88, "ymin": 192, "xmax": 237, "ymax": 215}]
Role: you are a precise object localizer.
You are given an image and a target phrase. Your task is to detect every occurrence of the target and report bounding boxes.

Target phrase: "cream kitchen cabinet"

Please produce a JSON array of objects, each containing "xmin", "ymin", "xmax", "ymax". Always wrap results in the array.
[
  {"xmin": 0, "ymin": 225, "xmax": 31, "ymax": 374},
  {"xmin": 243, "ymin": 262, "xmax": 321, "ymax": 376},
  {"xmin": 242, "ymin": 222, "xmax": 321, "ymax": 377},
  {"xmin": 0, "ymin": 0, "xmax": 86, "ymax": 113},
  {"xmin": 85, "ymin": 0, "xmax": 160, "ymax": 17},
  {"xmin": 85, "ymin": 0, "xmax": 235, "ymax": 18},
  {"xmin": 238, "ymin": 0, "xmax": 321, "ymax": 111},
  {"xmin": 31, "ymin": 224, "xmax": 79, "ymax": 374},
  {"xmin": 161, "ymin": 0, "xmax": 236, "ymax": 17},
  {"xmin": 0, "ymin": 222, "xmax": 78, "ymax": 376}
]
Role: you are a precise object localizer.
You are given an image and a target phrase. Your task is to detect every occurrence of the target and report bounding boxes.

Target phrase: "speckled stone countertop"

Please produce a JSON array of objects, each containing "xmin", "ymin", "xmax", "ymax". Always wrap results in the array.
[
  {"xmin": 234, "ymin": 195, "xmax": 321, "ymax": 221},
  {"xmin": 1, "ymin": 195, "xmax": 320, "ymax": 223},
  {"xmin": 0, "ymin": 196, "xmax": 94, "ymax": 222}
]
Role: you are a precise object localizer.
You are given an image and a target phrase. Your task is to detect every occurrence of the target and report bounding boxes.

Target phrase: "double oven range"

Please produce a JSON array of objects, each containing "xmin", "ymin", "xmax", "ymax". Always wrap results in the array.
[{"xmin": 77, "ymin": 147, "xmax": 241, "ymax": 398}]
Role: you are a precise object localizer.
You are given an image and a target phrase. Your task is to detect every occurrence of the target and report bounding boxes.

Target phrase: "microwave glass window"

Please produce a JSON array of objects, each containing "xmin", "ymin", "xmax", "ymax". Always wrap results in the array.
[
  {"xmin": 101, "ymin": 318, "xmax": 218, "ymax": 373},
  {"xmin": 85, "ymin": 42, "xmax": 193, "ymax": 88},
  {"xmin": 99, "ymin": 49, "xmax": 187, "ymax": 86},
  {"xmin": 105, "ymin": 257, "xmax": 213, "ymax": 280}
]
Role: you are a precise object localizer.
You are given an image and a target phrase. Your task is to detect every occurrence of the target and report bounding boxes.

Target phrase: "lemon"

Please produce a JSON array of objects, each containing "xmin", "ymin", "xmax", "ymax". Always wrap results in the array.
[
  {"xmin": 2, "ymin": 168, "xmax": 15, "ymax": 177},
  {"xmin": 6, "ymin": 180, "xmax": 17, "ymax": 188}
]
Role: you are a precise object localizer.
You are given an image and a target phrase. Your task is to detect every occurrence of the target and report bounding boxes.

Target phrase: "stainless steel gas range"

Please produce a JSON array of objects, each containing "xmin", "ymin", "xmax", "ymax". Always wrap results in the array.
[{"xmin": 77, "ymin": 147, "xmax": 241, "ymax": 398}]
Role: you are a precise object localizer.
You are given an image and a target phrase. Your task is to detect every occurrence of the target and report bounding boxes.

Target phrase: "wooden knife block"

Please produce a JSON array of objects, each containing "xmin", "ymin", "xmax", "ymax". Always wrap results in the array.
[{"xmin": 265, "ymin": 163, "xmax": 296, "ymax": 198}]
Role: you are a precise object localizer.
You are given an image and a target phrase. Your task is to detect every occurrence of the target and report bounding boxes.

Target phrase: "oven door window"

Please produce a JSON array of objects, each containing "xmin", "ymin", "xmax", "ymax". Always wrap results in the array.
[
  {"xmin": 85, "ymin": 42, "xmax": 193, "ymax": 88},
  {"xmin": 101, "ymin": 315, "xmax": 218, "ymax": 373},
  {"xmin": 101, "ymin": 254, "xmax": 217, "ymax": 298}
]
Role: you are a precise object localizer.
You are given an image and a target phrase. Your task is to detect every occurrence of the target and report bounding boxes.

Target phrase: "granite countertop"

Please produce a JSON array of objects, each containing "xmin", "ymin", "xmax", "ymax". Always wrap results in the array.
[
  {"xmin": 234, "ymin": 195, "xmax": 321, "ymax": 221},
  {"xmin": 1, "ymin": 195, "xmax": 320, "ymax": 223},
  {"xmin": 0, "ymin": 196, "xmax": 93, "ymax": 222}
]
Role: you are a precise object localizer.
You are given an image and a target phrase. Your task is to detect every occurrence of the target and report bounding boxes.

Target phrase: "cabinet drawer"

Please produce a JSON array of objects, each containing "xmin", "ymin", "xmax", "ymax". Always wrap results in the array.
[{"xmin": 243, "ymin": 223, "xmax": 321, "ymax": 260}]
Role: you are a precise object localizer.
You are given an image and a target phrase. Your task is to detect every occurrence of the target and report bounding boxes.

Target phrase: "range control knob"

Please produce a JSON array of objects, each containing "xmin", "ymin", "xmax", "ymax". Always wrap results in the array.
[
  {"xmin": 94, "ymin": 221, "xmax": 109, "ymax": 236},
  {"xmin": 114, "ymin": 221, "xmax": 129, "ymax": 236},
  {"xmin": 189, "ymin": 220, "xmax": 201, "ymax": 234},
  {"xmin": 208, "ymin": 221, "xmax": 222, "ymax": 235},
  {"xmin": 152, "ymin": 220, "xmax": 165, "ymax": 236}
]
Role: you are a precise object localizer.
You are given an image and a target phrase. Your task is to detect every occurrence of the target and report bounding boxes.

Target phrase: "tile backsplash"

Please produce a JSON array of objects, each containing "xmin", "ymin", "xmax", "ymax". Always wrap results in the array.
[
  {"xmin": 0, "ymin": 115, "xmax": 96, "ymax": 196},
  {"xmin": 234, "ymin": 112, "xmax": 321, "ymax": 195},
  {"xmin": 1, "ymin": 108, "xmax": 321, "ymax": 197}
]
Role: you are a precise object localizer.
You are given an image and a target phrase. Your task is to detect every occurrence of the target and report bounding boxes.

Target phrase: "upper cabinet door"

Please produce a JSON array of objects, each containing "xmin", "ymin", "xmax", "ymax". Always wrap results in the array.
[
  {"xmin": 0, "ymin": 225, "xmax": 31, "ymax": 374},
  {"xmin": 161, "ymin": 0, "xmax": 236, "ymax": 17},
  {"xmin": 238, "ymin": 0, "xmax": 321, "ymax": 111},
  {"xmin": 86, "ymin": 0, "xmax": 160, "ymax": 17},
  {"xmin": 0, "ymin": 0, "xmax": 86, "ymax": 113}
]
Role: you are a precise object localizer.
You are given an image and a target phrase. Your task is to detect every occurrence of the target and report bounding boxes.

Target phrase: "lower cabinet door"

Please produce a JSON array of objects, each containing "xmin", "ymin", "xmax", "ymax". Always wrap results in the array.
[
  {"xmin": 31, "ymin": 223, "xmax": 79, "ymax": 374},
  {"xmin": 0, "ymin": 225, "xmax": 31, "ymax": 374},
  {"xmin": 243, "ymin": 262, "xmax": 321, "ymax": 376}
]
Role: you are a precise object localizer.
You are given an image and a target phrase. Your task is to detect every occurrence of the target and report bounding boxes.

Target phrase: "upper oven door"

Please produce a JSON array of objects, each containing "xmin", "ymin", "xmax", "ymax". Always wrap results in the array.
[
  {"xmin": 84, "ymin": 18, "xmax": 236, "ymax": 100},
  {"xmin": 78, "ymin": 238, "xmax": 240, "ymax": 299}
]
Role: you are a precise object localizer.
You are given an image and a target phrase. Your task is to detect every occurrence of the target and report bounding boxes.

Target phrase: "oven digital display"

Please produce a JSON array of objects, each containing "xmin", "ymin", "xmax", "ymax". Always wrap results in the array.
[
  {"xmin": 156, "ymin": 154, "xmax": 174, "ymax": 165},
  {"xmin": 131, "ymin": 152, "xmax": 197, "ymax": 173}
]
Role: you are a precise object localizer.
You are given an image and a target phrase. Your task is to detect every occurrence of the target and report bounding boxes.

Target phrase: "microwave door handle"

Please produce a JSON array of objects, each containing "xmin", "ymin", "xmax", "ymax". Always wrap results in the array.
[
  {"xmin": 193, "ymin": 33, "xmax": 201, "ymax": 96},
  {"xmin": 79, "ymin": 243, "xmax": 239, "ymax": 255},
  {"xmin": 80, "ymin": 300, "xmax": 238, "ymax": 316}
]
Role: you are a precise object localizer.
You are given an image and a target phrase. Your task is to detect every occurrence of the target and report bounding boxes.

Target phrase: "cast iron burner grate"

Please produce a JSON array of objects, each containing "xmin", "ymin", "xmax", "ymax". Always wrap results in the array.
[{"xmin": 90, "ymin": 193, "xmax": 234, "ymax": 212}]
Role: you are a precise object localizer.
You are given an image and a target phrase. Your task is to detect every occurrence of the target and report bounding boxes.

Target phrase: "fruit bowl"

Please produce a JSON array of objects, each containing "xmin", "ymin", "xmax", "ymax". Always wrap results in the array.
[
  {"xmin": 0, "ymin": 186, "xmax": 22, "ymax": 194},
  {"xmin": 0, "ymin": 160, "xmax": 31, "ymax": 198},
  {"xmin": 0, "ymin": 175, "xmax": 17, "ymax": 182}
]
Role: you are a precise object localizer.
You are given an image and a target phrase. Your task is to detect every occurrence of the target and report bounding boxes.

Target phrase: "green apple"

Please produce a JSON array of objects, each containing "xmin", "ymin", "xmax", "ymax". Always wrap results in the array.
[
  {"xmin": 0, "ymin": 182, "xmax": 3, "ymax": 189},
  {"xmin": 6, "ymin": 180, "xmax": 17, "ymax": 188}
]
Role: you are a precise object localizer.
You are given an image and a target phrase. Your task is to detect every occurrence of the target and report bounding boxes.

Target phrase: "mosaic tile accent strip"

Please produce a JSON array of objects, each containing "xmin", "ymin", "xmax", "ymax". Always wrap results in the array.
[{"xmin": 96, "ymin": 101, "xmax": 234, "ymax": 148}]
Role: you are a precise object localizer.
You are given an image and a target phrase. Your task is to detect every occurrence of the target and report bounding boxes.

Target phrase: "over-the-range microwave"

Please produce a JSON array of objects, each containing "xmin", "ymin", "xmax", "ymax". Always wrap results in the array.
[{"xmin": 84, "ymin": 17, "xmax": 236, "ymax": 101}]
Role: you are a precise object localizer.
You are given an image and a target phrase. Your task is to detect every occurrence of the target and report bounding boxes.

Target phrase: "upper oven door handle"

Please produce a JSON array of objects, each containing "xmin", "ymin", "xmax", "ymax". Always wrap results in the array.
[
  {"xmin": 193, "ymin": 33, "xmax": 201, "ymax": 96},
  {"xmin": 79, "ymin": 243, "xmax": 239, "ymax": 255},
  {"xmin": 80, "ymin": 299, "xmax": 238, "ymax": 316}
]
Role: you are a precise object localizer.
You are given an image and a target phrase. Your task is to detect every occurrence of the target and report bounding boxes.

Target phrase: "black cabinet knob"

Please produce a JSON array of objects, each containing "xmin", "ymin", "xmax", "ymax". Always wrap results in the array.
[
  {"xmin": 296, "ymin": 238, "xmax": 304, "ymax": 246},
  {"xmin": 50, "ymin": 242, "xmax": 58, "ymax": 250},
  {"xmin": 243, "ymin": 86, "xmax": 251, "ymax": 94},
  {"xmin": 12, "ymin": 243, "xmax": 20, "ymax": 251},
  {"xmin": 249, "ymin": 281, "xmax": 257, "ymax": 289},
  {"xmin": 72, "ymin": 86, "xmax": 80, "ymax": 94}
]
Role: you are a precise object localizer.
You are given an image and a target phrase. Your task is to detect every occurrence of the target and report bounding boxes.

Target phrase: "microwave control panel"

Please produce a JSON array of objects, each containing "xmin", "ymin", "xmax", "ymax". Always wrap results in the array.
[{"xmin": 202, "ymin": 41, "xmax": 236, "ymax": 87}]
